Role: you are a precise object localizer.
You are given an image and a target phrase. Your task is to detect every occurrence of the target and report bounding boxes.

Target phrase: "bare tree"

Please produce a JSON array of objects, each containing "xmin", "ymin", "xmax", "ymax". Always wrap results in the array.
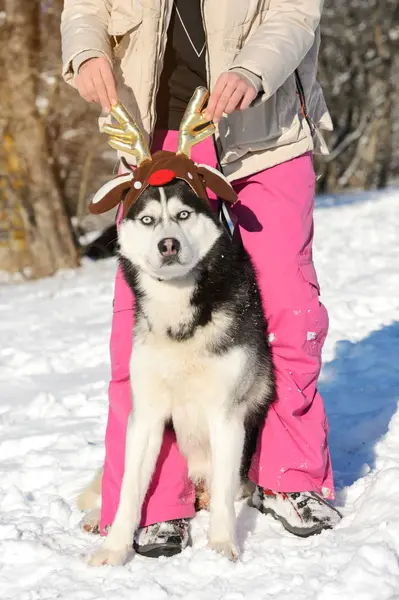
[
  {"xmin": 317, "ymin": 0, "xmax": 399, "ymax": 192},
  {"xmin": 2, "ymin": 0, "xmax": 80, "ymax": 277}
]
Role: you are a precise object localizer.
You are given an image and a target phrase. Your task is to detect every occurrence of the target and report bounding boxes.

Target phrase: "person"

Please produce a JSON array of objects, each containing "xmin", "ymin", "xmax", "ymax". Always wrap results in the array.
[{"xmin": 61, "ymin": 0, "xmax": 341, "ymax": 558}]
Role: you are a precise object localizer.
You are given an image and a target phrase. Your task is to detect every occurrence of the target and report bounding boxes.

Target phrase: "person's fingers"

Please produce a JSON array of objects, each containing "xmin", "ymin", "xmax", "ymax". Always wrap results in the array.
[
  {"xmin": 75, "ymin": 58, "xmax": 117, "ymax": 110},
  {"xmin": 100, "ymin": 62, "xmax": 118, "ymax": 107},
  {"xmin": 84, "ymin": 74, "xmax": 101, "ymax": 104},
  {"xmin": 76, "ymin": 68, "xmax": 95, "ymax": 103},
  {"xmin": 239, "ymin": 86, "xmax": 257, "ymax": 111},
  {"xmin": 212, "ymin": 79, "xmax": 239, "ymax": 123},
  {"xmin": 205, "ymin": 73, "xmax": 229, "ymax": 121},
  {"xmin": 224, "ymin": 82, "xmax": 247, "ymax": 115},
  {"xmin": 91, "ymin": 92, "xmax": 101, "ymax": 105},
  {"xmin": 76, "ymin": 77, "xmax": 89, "ymax": 101},
  {"xmin": 92, "ymin": 70, "xmax": 111, "ymax": 112},
  {"xmin": 206, "ymin": 73, "xmax": 255, "ymax": 122},
  {"xmin": 78, "ymin": 82, "xmax": 96, "ymax": 104}
]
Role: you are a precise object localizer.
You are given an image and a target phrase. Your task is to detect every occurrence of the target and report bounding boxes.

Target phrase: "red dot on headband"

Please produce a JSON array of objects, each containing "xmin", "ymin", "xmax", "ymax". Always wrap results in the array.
[{"xmin": 148, "ymin": 169, "xmax": 176, "ymax": 187}]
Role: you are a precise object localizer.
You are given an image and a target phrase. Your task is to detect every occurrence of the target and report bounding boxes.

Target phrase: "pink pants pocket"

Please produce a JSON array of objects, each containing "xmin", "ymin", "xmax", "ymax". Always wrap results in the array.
[
  {"xmin": 298, "ymin": 260, "xmax": 329, "ymax": 357},
  {"xmin": 298, "ymin": 260, "xmax": 320, "ymax": 296}
]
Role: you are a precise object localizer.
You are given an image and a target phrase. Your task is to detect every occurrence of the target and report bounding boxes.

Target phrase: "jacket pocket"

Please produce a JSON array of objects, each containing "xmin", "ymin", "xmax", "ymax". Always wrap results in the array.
[
  {"xmin": 218, "ymin": 86, "xmax": 306, "ymax": 164},
  {"xmin": 108, "ymin": 0, "xmax": 143, "ymax": 36},
  {"xmin": 220, "ymin": 93, "xmax": 279, "ymax": 150}
]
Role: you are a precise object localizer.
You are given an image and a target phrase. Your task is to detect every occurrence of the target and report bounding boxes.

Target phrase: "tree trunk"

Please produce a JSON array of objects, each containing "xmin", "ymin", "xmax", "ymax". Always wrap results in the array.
[
  {"xmin": 4, "ymin": 1, "xmax": 79, "ymax": 278},
  {"xmin": 316, "ymin": 0, "xmax": 398, "ymax": 193}
]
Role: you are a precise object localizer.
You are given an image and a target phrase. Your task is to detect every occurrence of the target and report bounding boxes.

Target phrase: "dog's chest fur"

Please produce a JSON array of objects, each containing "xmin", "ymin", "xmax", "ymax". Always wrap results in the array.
[
  {"xmin": 131, "ymin": 270, "xmax": 249, "ymax": 407},
  {"xmin": 128, "ymin": 270, "xmax": 251, "ymax": 480}
]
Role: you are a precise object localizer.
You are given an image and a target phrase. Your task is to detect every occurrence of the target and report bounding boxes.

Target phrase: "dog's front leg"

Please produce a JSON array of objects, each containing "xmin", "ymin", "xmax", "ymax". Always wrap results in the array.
[
  {"xmin": 89, "ymin": 411, "xmax": 165, "ymax": 566},
  {"xmin": 208, "ymin": 411, "xmax": 245, "ymax": 561}
]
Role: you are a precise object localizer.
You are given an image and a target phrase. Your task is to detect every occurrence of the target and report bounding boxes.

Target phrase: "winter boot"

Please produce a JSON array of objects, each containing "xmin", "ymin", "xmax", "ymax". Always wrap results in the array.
[
  {"xmin": 133, "ymin": 518, "xmax": 191, "ymax": 558},
  {"xmin": 251, "ymin": 487, "xmax": 342, "ymax": 537}
]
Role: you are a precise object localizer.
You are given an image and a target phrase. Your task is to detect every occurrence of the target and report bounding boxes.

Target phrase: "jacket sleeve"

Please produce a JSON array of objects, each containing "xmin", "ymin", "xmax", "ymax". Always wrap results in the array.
[
  {"xmin": 61, "ymin": 0, "xmax": 113, "ymax": 85},
  {"xmin": 229, "ymin": 0, "xmax": 323, "ymax": 101}
]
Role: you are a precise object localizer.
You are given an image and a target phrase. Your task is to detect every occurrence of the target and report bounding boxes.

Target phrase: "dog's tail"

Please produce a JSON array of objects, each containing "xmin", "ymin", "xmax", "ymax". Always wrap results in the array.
[{"xmin": 77, "ymin": 468, "xmax": 103, "ymax": 511}]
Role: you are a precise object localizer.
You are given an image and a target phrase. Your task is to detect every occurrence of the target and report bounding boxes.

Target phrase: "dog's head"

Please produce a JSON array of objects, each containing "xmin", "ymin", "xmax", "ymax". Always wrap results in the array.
[
  {"xmin": 118, "ymin": 178, "xmax": 222, "ymax": 280},
  {"xmin": 88, "ymin": 87, "xmax": 238, "ymax": 280}
]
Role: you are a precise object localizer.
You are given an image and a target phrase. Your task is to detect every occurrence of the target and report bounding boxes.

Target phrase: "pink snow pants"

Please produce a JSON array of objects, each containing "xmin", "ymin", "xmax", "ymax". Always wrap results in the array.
[{"xmin": 100, "ymin": 131, "xmax": 334, "ymax": 534}]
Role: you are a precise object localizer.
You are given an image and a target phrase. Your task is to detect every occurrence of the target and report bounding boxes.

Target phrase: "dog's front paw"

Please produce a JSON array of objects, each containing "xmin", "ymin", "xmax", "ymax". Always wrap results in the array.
[
  {"xmin": 88, "ymin": 545, "xmax": 130, "ymax": 567},
  {"xmin": 208, "ymin": 538, "xmax": 239, "ymax": 562}
]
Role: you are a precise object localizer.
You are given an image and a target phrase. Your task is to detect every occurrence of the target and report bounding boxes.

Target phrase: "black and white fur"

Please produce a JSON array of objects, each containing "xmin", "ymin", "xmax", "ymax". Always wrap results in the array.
[{"xmin": 89, "ymin": 180, "xmax": 275, "ymax": 566}]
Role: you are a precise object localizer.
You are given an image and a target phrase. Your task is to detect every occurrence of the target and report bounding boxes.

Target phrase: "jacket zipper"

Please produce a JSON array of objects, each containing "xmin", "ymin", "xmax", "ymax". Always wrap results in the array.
[
  {"xmin": 200, "ymin": 0, "xmax": 210, "ymax": 90},
  {"xmin": 201, "ymin": 0, "xmax": 218, "ymax": 159},
  {"xmin": 201, "ymin": 1, "xmax": 233, "ymax": 239},
  {"xmin": 294, "ymin": 70, "xmax": 315, "ymax": 134},
  {"xmin": 201, "ymin": 1, "xmax": 223, "ymax": 165},
  {"xmin": 149, "ymin": 0, "xmax": 173, "ymax": 147}
]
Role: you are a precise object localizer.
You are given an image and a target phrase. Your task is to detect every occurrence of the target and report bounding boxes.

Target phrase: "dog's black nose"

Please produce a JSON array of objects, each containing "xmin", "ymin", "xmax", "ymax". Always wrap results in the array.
[{"xmin": 158, "ymin": 238, "xmax": 180, "ymax": 257}]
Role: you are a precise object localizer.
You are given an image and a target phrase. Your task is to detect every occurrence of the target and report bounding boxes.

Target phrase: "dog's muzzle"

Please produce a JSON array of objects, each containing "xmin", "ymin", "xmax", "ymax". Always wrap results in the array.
[{"xmin": 158, "ymin": 238, "xmax": 181, "ymax": 265}]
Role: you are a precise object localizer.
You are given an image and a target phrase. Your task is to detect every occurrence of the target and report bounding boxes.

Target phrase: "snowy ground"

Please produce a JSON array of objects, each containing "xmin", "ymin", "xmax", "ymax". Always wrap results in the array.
[{"xmin": 1, "ymin": 189, "xmax": 399, "ymax": 599}]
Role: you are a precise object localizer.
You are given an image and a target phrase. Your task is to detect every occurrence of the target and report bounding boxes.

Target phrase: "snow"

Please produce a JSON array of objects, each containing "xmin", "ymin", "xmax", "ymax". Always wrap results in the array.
[{"xmin": 1, "ymin": 189, "xmax": 399, "ymax": 599}]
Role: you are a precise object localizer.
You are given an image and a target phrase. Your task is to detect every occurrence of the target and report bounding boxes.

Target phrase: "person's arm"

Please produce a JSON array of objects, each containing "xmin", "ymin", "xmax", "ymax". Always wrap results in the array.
[
  {"xmin": 61, "ymin": 0, "xmax": 112, "ymax": 82},
  {"xmin": 61, "ymin": 0, "xmax": 117, "ymax": 111},
  {"xmin": 230, "ymin": 0, "xmax": 323, "ymax": 100},
  {"xmin": 206, "ymin": 0, "xmax": 323, "ymax": 122}
]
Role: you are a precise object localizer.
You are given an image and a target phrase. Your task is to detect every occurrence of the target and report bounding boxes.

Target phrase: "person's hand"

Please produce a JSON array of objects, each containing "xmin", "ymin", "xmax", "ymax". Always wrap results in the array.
[
  {"xmin": 75, "ymin": 57, "xmax": 118, "ymax": 113},
  {"xmin": 205, "ymin": 72, "xmax": 257, "ymax": 123}
]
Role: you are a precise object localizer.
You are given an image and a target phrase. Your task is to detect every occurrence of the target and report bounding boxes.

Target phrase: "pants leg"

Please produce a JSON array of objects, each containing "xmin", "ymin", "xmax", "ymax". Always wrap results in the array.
[
  {"xmin": 231, "ymin": 153, "xmax": 334, "ymax": 499},
  {"xmin": 100, "ymin": 133, "xmax": 219, "ymax": 534}
]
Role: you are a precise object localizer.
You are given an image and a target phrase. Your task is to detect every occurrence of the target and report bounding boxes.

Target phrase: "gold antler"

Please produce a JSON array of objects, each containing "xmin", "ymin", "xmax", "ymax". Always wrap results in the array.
[
  {"xmin": 177, "ymin": 87, "xmax": 216, "ymax": 156},
  {"xmin": 102, "ymin": 103, "xmax": 152, "ymax": 165}
]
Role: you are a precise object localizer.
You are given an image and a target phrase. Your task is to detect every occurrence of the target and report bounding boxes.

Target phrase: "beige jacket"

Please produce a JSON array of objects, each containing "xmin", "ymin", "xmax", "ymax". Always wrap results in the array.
[{"xmin": 61, "ymin": 0, "xmax": 332, "ymax": 181}]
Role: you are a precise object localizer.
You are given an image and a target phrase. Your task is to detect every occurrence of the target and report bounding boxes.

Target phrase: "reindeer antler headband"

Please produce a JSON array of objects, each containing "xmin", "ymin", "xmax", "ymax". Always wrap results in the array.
[{"xmin": 88, "ymin": 87, "xmax": 237, "ymax": 217}]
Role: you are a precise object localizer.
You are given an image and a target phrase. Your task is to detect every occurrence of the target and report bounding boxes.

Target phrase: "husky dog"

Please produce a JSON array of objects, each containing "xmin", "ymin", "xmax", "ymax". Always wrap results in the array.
[{"xmin": 89, "ymin": 175, "xmax": 275, "ymax": 566}]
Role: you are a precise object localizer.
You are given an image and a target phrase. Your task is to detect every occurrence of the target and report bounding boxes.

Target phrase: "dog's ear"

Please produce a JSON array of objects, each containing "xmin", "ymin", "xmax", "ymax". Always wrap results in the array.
[
  {"xmin": 88, "ymin": 172, "xmax": 134, "ymax": 214},
  {"xmin": 196, "ymin": 164, "xmax": 238, "ymax": 204}
]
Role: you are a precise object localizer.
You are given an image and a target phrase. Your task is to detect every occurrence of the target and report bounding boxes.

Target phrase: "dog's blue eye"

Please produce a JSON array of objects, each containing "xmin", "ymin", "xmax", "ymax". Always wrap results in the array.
[
  {"xmin": 141, "ymin": 216, "xmax": 154, "ymax": 225},
  {"xmin": 178, "ymin": 211, "xmax": 190, "ymax": 220}
]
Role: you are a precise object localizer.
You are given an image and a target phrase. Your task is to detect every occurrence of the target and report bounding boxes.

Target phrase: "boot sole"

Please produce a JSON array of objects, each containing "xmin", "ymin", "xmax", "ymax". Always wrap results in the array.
[
  {"xmin": 133, "ymin": 541, "xmax": 184, "ymax": 558},
  {"xmin": 260, "ymin": 506, "xmax": 334, "ymax": 538},
  {"xmin": 249, "ymin": 494, "xmax": 342, "ymax": 538},
  {"xmin": 133, "ymin": 533, "xmax": 192, "ymax": 558}
]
